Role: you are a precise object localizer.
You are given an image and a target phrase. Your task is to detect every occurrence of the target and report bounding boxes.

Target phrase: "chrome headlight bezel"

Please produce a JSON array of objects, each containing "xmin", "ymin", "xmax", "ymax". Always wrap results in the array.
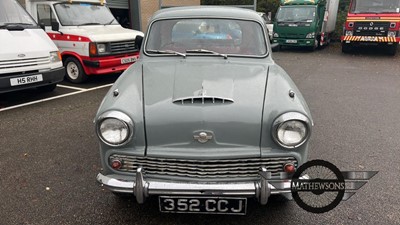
[
  {"xmin": 96, "ymin": 111, "xmax": 134, "ymax": 147},
  {"xmin": 272, "ymin": 112, "xmax": 312, "ymax": 149}
]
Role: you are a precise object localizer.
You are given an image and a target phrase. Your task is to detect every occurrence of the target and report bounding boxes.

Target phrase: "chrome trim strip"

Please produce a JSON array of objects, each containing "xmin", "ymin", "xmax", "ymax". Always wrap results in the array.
[
  {"xmin": 95, "ymin": 111, "xmax": 135, "ymax": 147},
  {"xmin": 271, "ymin": 112, "xmax": 312, "ymax": 149}
]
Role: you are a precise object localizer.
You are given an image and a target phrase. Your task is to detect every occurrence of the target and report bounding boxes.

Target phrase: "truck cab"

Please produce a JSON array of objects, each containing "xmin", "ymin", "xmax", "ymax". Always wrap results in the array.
[
  {"xmin": 341, "ymin": 0, "xmax": 400, "ymax": 55},
  {"xmin": 26, "ymin": 0, "xmax": 144, "ymax": 83},
  {"xmin": 272, "ymin": 0, "xmax": 338, "ymax": 50},
  {"xmin": 0, "ymin": 0, "xmax": 64, "ymax": 94}
]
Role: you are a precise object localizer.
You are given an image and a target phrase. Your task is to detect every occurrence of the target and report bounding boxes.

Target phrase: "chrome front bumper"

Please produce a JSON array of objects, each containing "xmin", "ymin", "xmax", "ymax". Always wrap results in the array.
[{"xmin": 97, "ymin": 167, "xmax": 294, "ymax": 205}]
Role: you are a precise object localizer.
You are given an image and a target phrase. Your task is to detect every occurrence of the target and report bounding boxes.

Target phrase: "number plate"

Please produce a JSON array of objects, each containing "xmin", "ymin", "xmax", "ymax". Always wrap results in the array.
[
  {"xmin": 121, "ymin": 56, "xmax": 138, "ymax": 64},
  {"xmin": 10, "ymin": 74, "xmax": 43, "ymax": 86},
  {"xmin": 286, "ymin": 39, "xmax": 297, "ymax": 43},
  {"xmin": 159, "ymin": 196, "xmax": 247, "ymax": 215}
]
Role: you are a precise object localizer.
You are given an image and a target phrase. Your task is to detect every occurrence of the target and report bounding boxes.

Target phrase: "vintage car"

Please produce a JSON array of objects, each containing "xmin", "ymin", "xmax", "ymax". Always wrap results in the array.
[{"xmin": 95, "ymin": 6, "xmax": 313, "ymax": 215}]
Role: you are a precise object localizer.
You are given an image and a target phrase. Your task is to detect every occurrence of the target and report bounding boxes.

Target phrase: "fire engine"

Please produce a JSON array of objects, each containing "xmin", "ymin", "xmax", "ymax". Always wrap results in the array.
[{"xmin": 341, "ymin": 0, "xmax": 400, "ymax": 55}]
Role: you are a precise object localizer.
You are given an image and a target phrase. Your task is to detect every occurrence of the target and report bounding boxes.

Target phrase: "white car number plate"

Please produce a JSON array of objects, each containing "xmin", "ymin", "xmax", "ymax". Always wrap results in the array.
[
  {"xmin": 286, "ymin": 39, "xmax": 297, "ymax": 43},
  {"xmin": 159, "ymin": 196, "xmax": 247, "ymax": 215},
  {"xmin": 10, "ymin": 74, "xmax": 43, "ymax": 86},
  {"xmin": 121, "ymin": 56, "xmax": 138, "ymax": 64}
]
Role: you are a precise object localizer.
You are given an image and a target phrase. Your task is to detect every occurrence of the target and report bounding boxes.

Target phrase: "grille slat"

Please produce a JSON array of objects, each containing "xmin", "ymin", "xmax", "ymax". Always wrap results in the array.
[{"xmin": 110, "ymin": 155, "xmax": 297, "ymax": 179}]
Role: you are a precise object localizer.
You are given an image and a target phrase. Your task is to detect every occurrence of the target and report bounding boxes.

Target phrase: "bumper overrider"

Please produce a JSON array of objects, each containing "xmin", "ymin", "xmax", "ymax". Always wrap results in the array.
[{"xmin": 97, "ymin": 167, "xmax": 300, "ymax": 205}]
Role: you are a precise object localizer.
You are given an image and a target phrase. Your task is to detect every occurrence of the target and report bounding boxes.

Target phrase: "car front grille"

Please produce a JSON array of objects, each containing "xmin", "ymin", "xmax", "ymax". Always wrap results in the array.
[
  {"xmin": 0, "ymin": 56, "xmax": 50, "ymax": 72},
  {"xmin": 109, "ymin": 154, "xmax": 298, "ymax": 179},
  {"xmin": 278, "ymin": 33, "xmax": 306, "ymax": 39},
  {"xmin": 109, "ymin": 40, "xmax": 137, "ymax": 54},
  {"xmin": 354, "ymin": 22, "xmax": 389, "ymax": 36}
]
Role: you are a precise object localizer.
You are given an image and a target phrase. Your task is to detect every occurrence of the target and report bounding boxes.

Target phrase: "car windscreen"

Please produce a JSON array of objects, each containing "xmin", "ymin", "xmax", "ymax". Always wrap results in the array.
[
  {"xmin": 145, "ymin": 18, "xmax": 268, "ymax": 57},
  {"xmin": 0, "ymin": 0, "xmax": 37, "ymax": 28},
  {"xmin": 350, "ymin": 0, "xmax": 400, "ymax": 13},
  {"xmin": 54, "ymin": 3, "xmax": 119, "ymax": 26},
  {"xmin": 276, "ymin": 6, "xmax": 316, "ymax": 23}
]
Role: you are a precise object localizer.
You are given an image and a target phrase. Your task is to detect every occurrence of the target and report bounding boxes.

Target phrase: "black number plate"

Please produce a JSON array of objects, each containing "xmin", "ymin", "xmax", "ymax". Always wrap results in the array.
[{"xmin": 159, "ymin": 196, "xmax": 247, "ymax": 215}]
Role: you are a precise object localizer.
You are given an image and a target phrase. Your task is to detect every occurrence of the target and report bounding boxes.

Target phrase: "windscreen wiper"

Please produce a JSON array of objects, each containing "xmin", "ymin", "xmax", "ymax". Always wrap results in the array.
[
  {"xmin": 186, "ymin": 49, "xmax": 228, "ymax": 59},
  {"xmin": 106, "ymin": 19, "xmax": 115, "ymax": 25},
  {"xmin": 77, "ymin": 22, "xmax": 102, "ymax": 26},
  {"xmin": 147, "ymin": 49, "xmax": 186, "ymax": 58}
]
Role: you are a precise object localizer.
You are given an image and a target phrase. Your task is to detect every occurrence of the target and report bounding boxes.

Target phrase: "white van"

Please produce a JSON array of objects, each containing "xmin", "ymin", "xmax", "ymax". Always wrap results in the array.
[
  {"xmin": 0, "ymin": 0, "xmax": 64, "ymax": 94},
  {"xmin": 26, "ymin": 0, "xmax": 144, "ymax": 83}
]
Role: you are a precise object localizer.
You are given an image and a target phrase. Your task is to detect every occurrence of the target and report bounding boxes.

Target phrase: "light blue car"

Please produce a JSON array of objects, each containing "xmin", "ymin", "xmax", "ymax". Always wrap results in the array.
[{"xmin": 95, "ymin": 6, "xmax": 313, "ymax": 215}]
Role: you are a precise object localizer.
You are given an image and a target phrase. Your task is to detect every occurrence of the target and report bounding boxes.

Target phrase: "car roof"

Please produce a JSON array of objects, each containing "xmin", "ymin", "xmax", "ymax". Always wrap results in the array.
[{"xmin": 151, "ymin": 6, "xmax": 264, "ymax": 23}]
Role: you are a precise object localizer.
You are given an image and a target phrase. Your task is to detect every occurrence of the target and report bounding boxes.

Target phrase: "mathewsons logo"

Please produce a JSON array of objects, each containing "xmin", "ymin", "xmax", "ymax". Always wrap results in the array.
[{"xmin": 289, "ymin": 160, "xmax": 377, "ymax": 213}]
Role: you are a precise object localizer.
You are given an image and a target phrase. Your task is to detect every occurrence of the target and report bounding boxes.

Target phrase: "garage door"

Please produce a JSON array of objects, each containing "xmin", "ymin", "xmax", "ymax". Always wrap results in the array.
[{"xmin": 107, "ymin": 0, "xmax": 128, "ymax": 9}]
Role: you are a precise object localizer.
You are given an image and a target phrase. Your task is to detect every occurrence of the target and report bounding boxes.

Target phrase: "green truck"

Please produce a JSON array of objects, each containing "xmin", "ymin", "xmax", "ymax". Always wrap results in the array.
[{"xmin": 272, "ymin": 0, "xmax": 339, "ymax": 50}]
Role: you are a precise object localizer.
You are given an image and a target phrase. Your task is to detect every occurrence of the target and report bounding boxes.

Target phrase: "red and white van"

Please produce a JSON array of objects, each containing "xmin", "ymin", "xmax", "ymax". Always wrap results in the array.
[{"xmin": 26, "ymin": 0, "xmax": 144, "ymax": 83}]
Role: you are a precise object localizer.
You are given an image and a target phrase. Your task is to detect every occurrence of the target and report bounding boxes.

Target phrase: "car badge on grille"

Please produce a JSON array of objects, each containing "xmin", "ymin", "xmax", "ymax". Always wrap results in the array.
[
  {"xmin": 370, "ymin": 22, "xmax": 374, "ymax": 26},
  {"xmin": 194, "ymin": 131, "xmax": 213, "ymax": 143},
  {"xmin": 18, "ymin": 54, "xmax": 26, "ymax": 58},
  {"xmin": 198, "ymin": 86, "xmax": 207, "ymax": 96}
]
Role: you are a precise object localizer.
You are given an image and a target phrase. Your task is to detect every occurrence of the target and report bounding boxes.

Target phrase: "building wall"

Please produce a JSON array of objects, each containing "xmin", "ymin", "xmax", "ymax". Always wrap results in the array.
[{"xmin": 140, "ymin": 0, "xmax": 200, "ymax": 31}]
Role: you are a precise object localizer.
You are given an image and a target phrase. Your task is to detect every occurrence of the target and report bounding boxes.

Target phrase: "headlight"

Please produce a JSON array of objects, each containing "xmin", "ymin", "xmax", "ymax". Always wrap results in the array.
[
  {"xmin": 273, "ymin": 32, "xmax": 279, "ymax": 38},
  {"xmin": 50, "ymin": 51, "xmax": 61, "ymax": 63},
  {"xmin": 97, "ymin": 43, "xmax": 107, "ymax": 53},
  {"xmin": 96, "ymin": 111, "xmax": 134, "ymax": 146},
  {"xmin": 345, "ymin": 30, "xmax": 353, "ymax": 36},
  {"xmin": 272, "ymin": 112, "xmax": 312, "ymax": 149},
  {"xmin": 388, "ymin": 31, "xmax": 396, "ymax": 37},
  {"xmin": 306, "ymin": 32, "xmax": 315, "ymax": 39}
]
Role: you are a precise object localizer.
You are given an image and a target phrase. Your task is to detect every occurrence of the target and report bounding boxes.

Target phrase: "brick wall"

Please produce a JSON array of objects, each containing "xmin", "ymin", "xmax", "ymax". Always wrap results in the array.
[{"xmin": 140, "ymin": 0, "xmax": 200, "ymax": 31}]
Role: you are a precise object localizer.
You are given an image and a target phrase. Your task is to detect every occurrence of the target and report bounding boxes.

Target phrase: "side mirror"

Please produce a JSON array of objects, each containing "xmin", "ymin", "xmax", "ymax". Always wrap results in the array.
[
  {"xmin": 39, "ymin": 22, "xmax": 45, "ymax": 30},
  {"xmin": 135, "ymin": 35, "xmax": 143, "ymax": 50},
  {"xmin": 51, "ymin": 21, "xmax": 59, "ymax": 32},
  {"xmin": 271, "ymin": 43, "xmax": 280, "ymax": 52}
]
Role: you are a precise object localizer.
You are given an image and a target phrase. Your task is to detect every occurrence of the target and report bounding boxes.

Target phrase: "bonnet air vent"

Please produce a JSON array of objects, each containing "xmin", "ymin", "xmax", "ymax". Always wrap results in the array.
[{"xmin": 173, "ymin": 96, "xmax": 234, "ymax": 105}]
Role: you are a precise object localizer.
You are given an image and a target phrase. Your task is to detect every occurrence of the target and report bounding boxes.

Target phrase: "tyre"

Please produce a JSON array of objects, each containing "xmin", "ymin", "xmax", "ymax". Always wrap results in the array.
[
  {"xmin": 387, "ymin": 44, "xmax": 398, "ymax": 56},
  {"xmin": 37, "ymin": 83, "xmax": 57, "ymax": 92},
  {"xmin": 64, "ymin": 57, "xmax": 87, "ymax": 83},
  {"xmin": 341, "ymin": 43, "xmax": 352, "ymax": 53}
]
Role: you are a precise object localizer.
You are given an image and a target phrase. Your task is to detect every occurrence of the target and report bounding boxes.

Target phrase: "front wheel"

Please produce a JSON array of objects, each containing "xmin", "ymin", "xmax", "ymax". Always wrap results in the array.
[{"xmin": 65, "ymin": 57, "xmax": 87, "ymax": 83}]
